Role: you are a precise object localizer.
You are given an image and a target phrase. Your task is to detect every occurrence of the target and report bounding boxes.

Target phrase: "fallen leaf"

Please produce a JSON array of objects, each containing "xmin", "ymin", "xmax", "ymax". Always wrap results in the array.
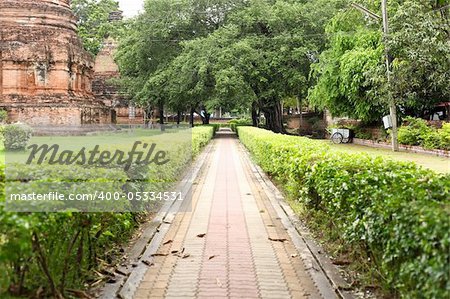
[
  {"xmin": 268, "ymin": 237, "xmax": 288, "ymax": 242},
  {"xmin": 114, "ymin": 268, "xmax": 128, "ymax": 276},
  {"xmin": 151, "ymin": 253, "xmax": 169, "ymax": 257},
  {"xmin": 142, "ymin": 260, "xmax": 154, "ymax": 266}
]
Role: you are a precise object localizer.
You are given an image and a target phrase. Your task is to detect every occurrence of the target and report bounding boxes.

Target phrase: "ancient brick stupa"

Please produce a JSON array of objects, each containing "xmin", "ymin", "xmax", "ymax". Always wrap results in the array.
[
  {"xmin": 92, "ymin": 11, "xmax": 144, "ymax": 124},
  {"xmin": 0, "ymin": 0, "xmax": 112, "ymax": 131}
]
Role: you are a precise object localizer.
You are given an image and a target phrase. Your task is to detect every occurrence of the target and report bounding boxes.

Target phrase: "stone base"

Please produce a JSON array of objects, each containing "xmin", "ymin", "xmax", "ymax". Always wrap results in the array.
[
  {"xmin": 0, "ymin": 105, "xmax": 112, "ymax": 126},
  {"xmin": 31, "ymin": 124, "xmax": 119, "ymax": 136}
]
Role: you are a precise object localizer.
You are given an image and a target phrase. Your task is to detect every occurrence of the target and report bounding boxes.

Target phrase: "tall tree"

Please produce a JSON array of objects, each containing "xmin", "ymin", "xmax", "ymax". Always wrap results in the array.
[
  {"xmin": 150, "ymin": 0, "xmax": 346, "ymax": 132},
  {"xmin": 71, "ymin": 0, "xmax": 121, "ymax": 55},
  {"xmin": 115, "ymin": 0, "xmax": 246, "ymax": 124},
  {"xmin": 309, "ymin": 0, "xmax": 450, "ymax": 121}
]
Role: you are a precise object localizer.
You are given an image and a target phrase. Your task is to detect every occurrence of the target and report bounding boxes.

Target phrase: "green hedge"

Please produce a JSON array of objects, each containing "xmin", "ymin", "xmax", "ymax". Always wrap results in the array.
[
  {"xmin": 238, "ymin": 127, "xmax": 450, "ymax": 298},
  {"xmin": 0, "ymin": 126, "xmax": 214, "ymax": 297},
  {"xmin": 398, "ymin": 118, "xmax": 450, "ymax": 150}
]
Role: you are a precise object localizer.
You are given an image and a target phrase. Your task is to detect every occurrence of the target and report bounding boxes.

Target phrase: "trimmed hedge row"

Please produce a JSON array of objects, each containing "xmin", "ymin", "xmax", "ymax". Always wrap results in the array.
[
  {"xmin": 238, "ymin": 127, "xmax": 450, "ymax": 298},
  {"xmin": 0, "ymin": 126, "xmax": 214, "ymax": 297}
]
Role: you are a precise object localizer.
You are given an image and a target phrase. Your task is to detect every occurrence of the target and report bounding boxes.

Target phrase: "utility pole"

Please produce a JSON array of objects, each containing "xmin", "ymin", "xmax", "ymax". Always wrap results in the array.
[
  {"xmin": 351, "ymin": 1, "xmax": 399, "ymax": 151},
  {"xmin": 381, "ymin": 0, "xmax": 399, "ymax": 151}
]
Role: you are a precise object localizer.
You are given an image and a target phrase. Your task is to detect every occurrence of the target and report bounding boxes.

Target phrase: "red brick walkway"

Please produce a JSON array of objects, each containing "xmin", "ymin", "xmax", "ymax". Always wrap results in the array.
[{"xmin": 133, "ymin": 132, "xmax": 323, "ymax": 299}]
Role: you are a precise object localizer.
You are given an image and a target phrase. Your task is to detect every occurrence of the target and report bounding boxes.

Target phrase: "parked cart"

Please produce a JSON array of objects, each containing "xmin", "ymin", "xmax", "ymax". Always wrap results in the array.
[{"xmin": 330, "ymin": 128, "xmax": 353, "ymax": 144}]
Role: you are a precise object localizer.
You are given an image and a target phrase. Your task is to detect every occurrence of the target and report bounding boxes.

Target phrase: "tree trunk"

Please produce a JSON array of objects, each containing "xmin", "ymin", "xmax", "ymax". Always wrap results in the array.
[
  {"xmin": 251, "ymin": 102, "xmax": 259, "ymax": 127},
  {"xmin": 159, "ymin": 101, "xmax": 165, "ymax": 131},
  {"xmin": 145, "ymin": 105, "xmax": 153, "ymax": 127},
  {"xmin": 176, "ymin": 110, "xmax": 181, "ymax": 127},
  {"xmin": 190, "ymin": 107, "xmax": 195, "ymax": 127},
  {"xmin": 298, "ymin": 98, "xmax": 303, "ymax": 136},
  {"xmin": 263, "ymin": 101, "xmax": 285, "ymax": 133},
  {"xmin": 200, "ymin": 106, "xmax": 210, "ymax": 125}
]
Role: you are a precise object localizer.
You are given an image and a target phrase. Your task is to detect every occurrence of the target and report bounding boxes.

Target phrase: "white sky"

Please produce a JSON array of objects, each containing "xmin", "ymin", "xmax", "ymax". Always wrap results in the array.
[{"xmin": 117, "ymin": 0, "xmax": 144, "ymax": 18}]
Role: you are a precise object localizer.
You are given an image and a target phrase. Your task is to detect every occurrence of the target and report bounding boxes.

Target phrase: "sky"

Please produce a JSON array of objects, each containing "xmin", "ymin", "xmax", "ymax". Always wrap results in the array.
[{"xmin": 117, "ymin": 0, "xmax": 144, "ymax": 18}]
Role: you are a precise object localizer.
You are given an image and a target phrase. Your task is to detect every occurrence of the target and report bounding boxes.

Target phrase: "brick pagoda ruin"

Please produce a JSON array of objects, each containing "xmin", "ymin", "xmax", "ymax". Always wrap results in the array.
[
  {"xmin": 0, "ymin": 0, "xmax": 112, "ymax": 130},
  {"xmin": 92, "ymin": 11, "xmax": 144, "ymax": 125}
]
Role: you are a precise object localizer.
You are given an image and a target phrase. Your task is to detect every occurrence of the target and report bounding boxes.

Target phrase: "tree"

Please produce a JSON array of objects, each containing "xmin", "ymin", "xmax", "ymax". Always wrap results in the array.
[
  {"xmin": 151, "ymin": 0, "xmax": 346, "ymax": 132},
  {"xmin": 309, "ymin": 10, "xmax": 387, "ymax": 122},
  {"xmin": 388, "ymin": 1, "xmax": 450, "ymax": 117},
  {"xmin": 71, "ymin": 0, "xmax": 121, "ymax": 55},
  {"xmin": 309, "ymin": 0, "xmax": 450, "ymax": 122},
  {"xmin": 115, "ymin": 0, "xmax": 246, "ymax": 125}
]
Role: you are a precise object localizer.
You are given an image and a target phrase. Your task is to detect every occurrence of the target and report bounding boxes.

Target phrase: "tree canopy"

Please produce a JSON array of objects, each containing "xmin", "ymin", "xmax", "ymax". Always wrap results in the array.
[
  {"xmin": 115, "ymin": 0, "xmax": 449, "ymax": 130},
  {"xmin": 115, "ymin": 0, "xmax": 346, "ymax": 131},
  {"xmin": 309, "ymin": 0, "xmax": 450, "ymax": 122},
  {"xmin": 71, "ymin": 0, "xmax": 121, "ymax": 55}
]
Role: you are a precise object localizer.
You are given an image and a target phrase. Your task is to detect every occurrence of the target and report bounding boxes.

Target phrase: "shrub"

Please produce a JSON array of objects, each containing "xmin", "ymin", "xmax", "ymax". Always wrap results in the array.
[
  {"xmin": 0, "ymin": 126, "xmax": 214, "ymax": 297},
  {"xmin": 0, "ymin": 110, "xmax": 7, "ymax": 123},
  {"xmin": 228, "ymin": 118, "xmax": 252, "ymax": 132},
  {"xmin": 423, "ymin": 122, "xmax": 450, "ymax": 150},
  {"xmin": 397, "ymin": 117, "xmax": 450, "ymax": 150},
  {"xmin": 1, "ymin": 123, "xmax": 33, "ymax": 151},
  {"xmin": 238, "ymin": 127, "xmax": 450, "ymax": 298}
]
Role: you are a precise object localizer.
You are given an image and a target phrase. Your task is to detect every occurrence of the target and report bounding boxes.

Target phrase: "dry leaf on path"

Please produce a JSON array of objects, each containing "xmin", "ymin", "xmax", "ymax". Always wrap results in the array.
[{"xmin": 268, "ymin": 237, "xmax": 288, "ymax": 242}]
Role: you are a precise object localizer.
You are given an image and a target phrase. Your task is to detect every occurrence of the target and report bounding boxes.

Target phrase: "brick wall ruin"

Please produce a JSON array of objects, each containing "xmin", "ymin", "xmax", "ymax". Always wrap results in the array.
[
  {"xmin": 92, "ymin": 13, "xmax": 144, "ymax": 125},
  {"xmin": 0, "ymin": 0, "xmax": 112, "ymax": 129}
]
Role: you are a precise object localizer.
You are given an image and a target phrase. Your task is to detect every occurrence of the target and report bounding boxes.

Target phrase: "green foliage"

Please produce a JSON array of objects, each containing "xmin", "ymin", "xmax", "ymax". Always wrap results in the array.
[
  {"xmin": 397, "ymin": 118, "xmax": 450, "ymax": 150},
  {"xmin": 228, "ymin": 118, "xmax": 252, "ymax": 132},
  {"xmin": 0, "ymin": 127, "xmax": 214, "ymax": 296},
  {"xmin": 0, "ymin": 124, "xmax": 33, "ymax": 151},
  {"xmin": 308, "ymin": 9, "xmax": 387, "ymax": 121},
  {"xmin": 309, "ymin": 0, "xmax": 450, "ymax": 120},
  {"xmin": 423, "ymin": 123, "xmax": 450, "ymax": 151},
  {"xmin": 116, "ymin": 0, "xmax": 346, "ymax": 132},
  {"xmin": 71, "ymin": 0, "xmax": 121, "ymax": 55},
  {"xmin": 388, "ymin": 1, "xmax": 450, "ymax": 115},
  {"xmin": 397, "ymin": 117, "xmax": 433, "ymax": 146},
  {"xmin": 0, "ymin": 110, "xmax": 7, "ymax": 123},
  {"xmin": 238, "ymin": 126, "xmax": 450, "ymax": 298}
]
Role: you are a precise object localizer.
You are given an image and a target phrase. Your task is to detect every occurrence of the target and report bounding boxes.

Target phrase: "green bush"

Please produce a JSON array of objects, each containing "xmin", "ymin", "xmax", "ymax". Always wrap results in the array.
[
  {"xmin": 238, "ymin": 127, "xmax": 450, "ymax": 298},
  {"xmin": 422, "ymin": 122, "xmax": 450, "ymax": 151},
  {"xmin": 228, "ymin": 118, "xmax": 252, "ymax": 132},
  {"xmin": 0, "ymin": 110, "xmax": 7, "ymax": 123},
  {"xmin": 1, "ymin": 123, "xmax": 33, "ymax": 151},
  {"xmin": 397, "ymin": 117, "xmax": 450, "ymax": 150},
  {"xmin": 0, "ymin": 126, "xmax": 214, "ymax": 297}
]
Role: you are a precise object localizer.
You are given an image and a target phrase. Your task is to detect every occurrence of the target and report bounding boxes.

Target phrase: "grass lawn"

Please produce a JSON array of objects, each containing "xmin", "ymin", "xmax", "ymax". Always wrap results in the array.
[
  {"xmin": 321, "ymin": 141, "xmax": 449, "ymax": 174},
  {"xmin": 2, "ymin": 128, "xmax": 190, "ymax": 164}
]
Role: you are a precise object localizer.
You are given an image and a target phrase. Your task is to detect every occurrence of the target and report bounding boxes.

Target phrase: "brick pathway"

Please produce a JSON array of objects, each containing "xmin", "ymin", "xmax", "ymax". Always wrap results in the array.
[{"xmin": 133, "ymin": 131, "xmax": 324, "ymax": 299}]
